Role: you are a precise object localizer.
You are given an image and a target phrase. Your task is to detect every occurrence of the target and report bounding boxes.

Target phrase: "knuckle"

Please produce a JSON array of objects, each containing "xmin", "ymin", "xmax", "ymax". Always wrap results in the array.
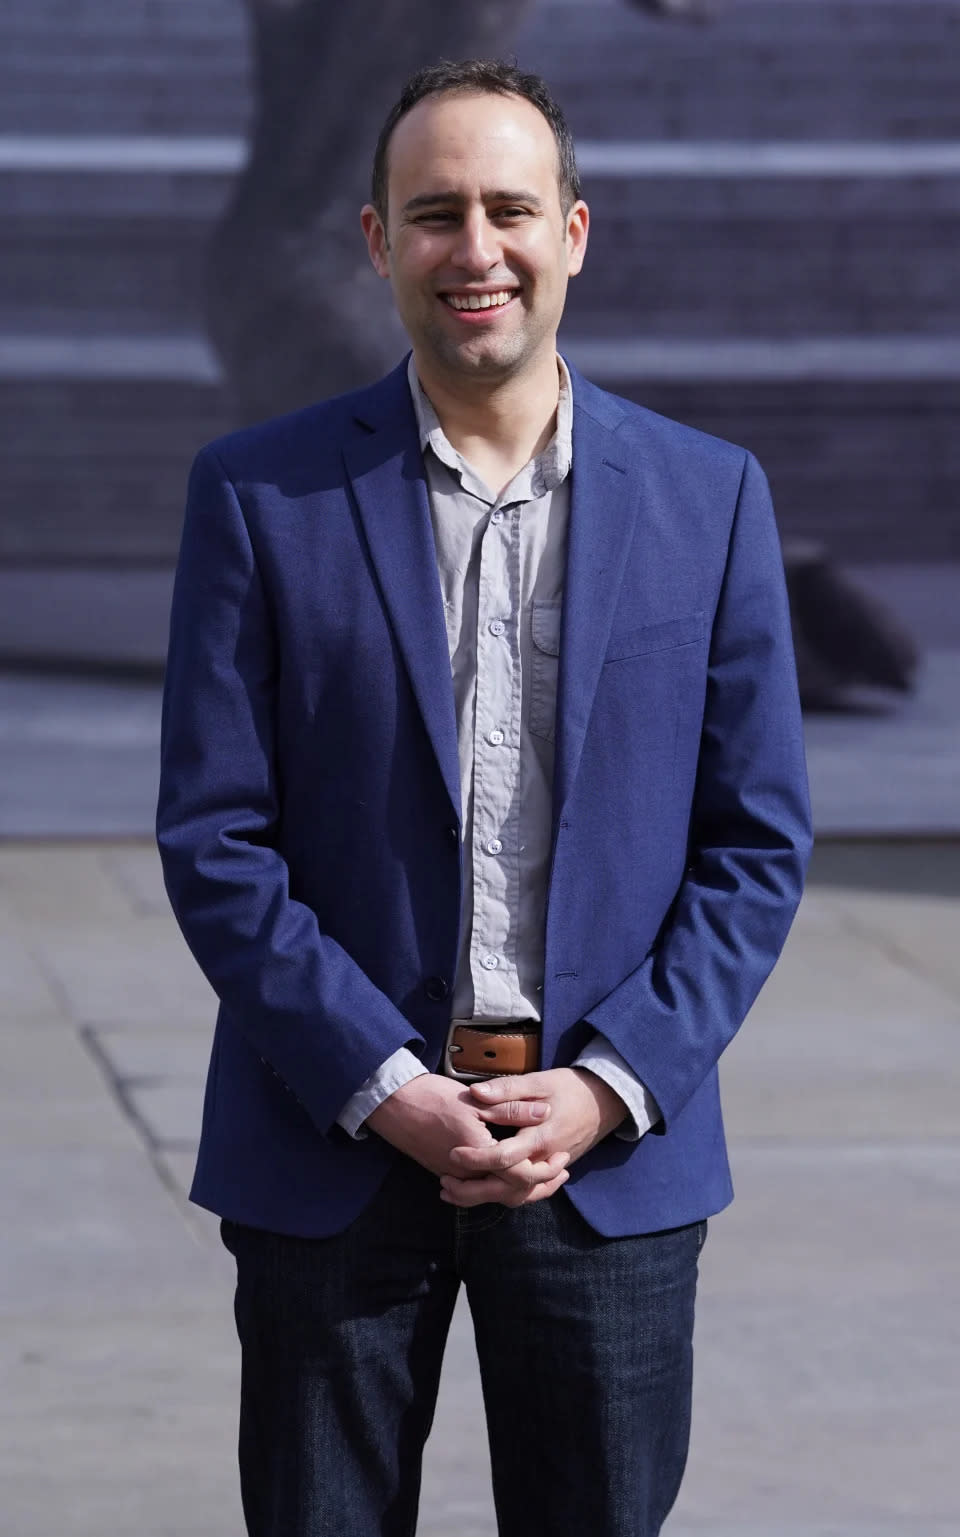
[{"xmin": 506, "ymin": 1165, "xmax": 532, "ymax": 1189}]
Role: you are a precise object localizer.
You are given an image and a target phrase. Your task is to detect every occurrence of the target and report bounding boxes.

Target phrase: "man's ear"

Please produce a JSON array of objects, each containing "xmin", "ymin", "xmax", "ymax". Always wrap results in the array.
[
  {"xmin": 565, "ymin": 199, "xmax": 590, "ymax": 279},
  {"xmin": 361, "ymin": 205, "xmax": 391, "ymax": 278}
]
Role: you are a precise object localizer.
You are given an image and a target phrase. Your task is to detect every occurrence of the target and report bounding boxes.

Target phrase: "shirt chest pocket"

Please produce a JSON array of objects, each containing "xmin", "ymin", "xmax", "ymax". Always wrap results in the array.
[{"xmin": 529, "ymin": 600, "xmax": 561, "ymax": 742}]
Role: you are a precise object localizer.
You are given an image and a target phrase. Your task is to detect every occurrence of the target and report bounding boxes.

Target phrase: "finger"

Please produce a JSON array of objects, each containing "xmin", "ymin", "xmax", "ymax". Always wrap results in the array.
[
  {"xmin": 471, "ymin": 1149, "xmax": 567, "ymax": 1192},
  {"xmin": 449, "ymin": 1126, "xmax": 548, "ymax": 1173},
  {"xmin": 469, "ymin": 1073, "xmax": 551, "ymax": 1106},
  {"xmin": 440, "ymin": 1166, "xmax": 570, "ymax": 1209},
  {"xmin": 439, "ymin": 1173, "xmax": 515, "ymax": 1207},
  {"xmin": 518, "ymin": 1169, "xmax": 570, "ymax": 1204},
  {"xmin": 474, "ymin": 1098, "xmax": 550, "ymax": 1126},
  {"xmin": 496, "ymin": 1151, "xmax": 569, "ymax": 1190},
  {"xmin": 441, "ymin": 1153, "xmax": 568, "ymax": 1201}
]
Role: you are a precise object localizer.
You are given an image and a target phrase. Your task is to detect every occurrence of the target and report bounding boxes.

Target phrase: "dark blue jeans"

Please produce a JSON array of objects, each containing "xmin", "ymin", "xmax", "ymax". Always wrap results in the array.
[{"xmin": 221, "ymin": 1154, "xmax": 706, "ymax": 1537}]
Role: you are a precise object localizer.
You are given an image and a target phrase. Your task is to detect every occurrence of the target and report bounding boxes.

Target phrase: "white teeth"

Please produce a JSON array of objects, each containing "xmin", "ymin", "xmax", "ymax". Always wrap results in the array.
[{"xmin": 445, "ymin": 290, "xmax": 516, "ymax": 311}]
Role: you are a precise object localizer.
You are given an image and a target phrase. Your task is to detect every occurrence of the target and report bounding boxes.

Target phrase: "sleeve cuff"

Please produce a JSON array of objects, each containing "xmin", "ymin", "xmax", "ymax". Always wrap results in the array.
[
  {"xmin": 572, "ymin": 1034, "xmax": 662, "ymax": 1142},
  {"xmin": 336, "ymin": 1047, "xmax": 430, "ymax": 1140}
]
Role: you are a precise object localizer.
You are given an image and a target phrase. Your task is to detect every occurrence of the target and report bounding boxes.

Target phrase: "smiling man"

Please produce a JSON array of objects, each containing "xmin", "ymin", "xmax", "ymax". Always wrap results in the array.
[{"xmin": 158, "ymin": 60, "xmax": 812, "ymax": 1537}]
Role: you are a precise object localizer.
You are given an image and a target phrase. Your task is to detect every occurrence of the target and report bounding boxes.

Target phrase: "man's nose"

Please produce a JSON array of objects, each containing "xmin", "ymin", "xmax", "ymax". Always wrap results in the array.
[{"xmin": 450, "ymin": 210, "xmax": 499, "ymax": 273}]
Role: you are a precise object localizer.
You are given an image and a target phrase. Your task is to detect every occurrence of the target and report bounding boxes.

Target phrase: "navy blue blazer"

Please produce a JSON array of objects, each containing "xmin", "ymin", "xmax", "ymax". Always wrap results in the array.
[{"xmin": 157, "ymin": 358, "xmax": 812, "ymax": 1239}]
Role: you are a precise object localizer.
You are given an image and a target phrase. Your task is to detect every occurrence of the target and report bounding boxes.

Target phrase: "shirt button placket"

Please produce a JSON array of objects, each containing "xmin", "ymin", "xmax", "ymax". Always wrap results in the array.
[{"xmin": 472, "ymin": 496, "xmax": 515, "ymax": 1014}]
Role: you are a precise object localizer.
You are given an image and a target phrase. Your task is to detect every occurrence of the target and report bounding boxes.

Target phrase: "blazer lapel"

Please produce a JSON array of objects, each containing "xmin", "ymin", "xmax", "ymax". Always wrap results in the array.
[
  {"xmin": 343, "ymin": 369, "xmax": 461, "ymax": 821},
  {"xmin": 554, "ymin": 375, "xmax": 644, "ymax": 820}
]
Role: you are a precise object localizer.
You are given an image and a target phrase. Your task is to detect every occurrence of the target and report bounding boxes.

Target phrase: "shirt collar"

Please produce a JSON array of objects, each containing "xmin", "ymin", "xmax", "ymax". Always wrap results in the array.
[{"xmin": 406, "ymin": 353, "xmax": 573, "ymax": 504}]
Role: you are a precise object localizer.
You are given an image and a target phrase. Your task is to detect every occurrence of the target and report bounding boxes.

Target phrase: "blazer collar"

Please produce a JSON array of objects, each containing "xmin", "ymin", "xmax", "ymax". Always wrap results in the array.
[
  {"xmin": 341, "ymin": 357, "xmax": 644, "ymax": 827},
  {"xmin": 342, "ymin": 359, "xmax": 462, "ymax": 821},
  {"xmin": 553, "ymin": 365, "xmax": 643, "ymax": 819}
]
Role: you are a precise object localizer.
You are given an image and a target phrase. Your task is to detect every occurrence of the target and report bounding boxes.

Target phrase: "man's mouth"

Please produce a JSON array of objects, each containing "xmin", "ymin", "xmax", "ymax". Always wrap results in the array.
[{"xmin": 441, "ymin": 289, "xmax": 519, "ymax": 313}]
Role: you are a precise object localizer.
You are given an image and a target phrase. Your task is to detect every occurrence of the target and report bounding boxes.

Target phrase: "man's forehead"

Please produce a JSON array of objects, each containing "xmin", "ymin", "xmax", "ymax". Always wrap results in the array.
[
  {"xmin": 391, "ymin": 91, "xmax": 556, "ymax": 160},
  {"xmin": 387, "ymin": 92, "xmax": 561, "ymax": 197}
]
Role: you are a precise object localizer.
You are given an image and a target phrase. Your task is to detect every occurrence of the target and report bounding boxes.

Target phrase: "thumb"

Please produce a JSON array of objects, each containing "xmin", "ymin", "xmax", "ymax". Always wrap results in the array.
[
  {"xmin": 476, "ymin": 1096, "xmax": 551, "ymax": 1125},
  {"xmin": 470, "ymin": 1072, "xmax": 548, "ymax": 1104}
]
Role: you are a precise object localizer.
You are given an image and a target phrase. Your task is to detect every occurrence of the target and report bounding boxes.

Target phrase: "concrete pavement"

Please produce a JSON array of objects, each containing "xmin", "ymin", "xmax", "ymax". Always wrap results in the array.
[{"xmin": 1, "ymin": 838, "xmax": 958, "ymax": 1535}]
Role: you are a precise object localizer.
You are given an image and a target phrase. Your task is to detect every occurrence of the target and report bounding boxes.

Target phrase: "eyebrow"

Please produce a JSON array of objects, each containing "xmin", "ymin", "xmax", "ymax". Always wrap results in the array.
[{"xmin": 400, "ymin": 189, "xmax": 546, "ymax": 215}]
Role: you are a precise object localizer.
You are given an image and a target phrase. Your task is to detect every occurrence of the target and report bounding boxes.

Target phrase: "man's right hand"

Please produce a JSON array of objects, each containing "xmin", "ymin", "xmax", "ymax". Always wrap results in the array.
[{"xmin": 365, "ymin": 1073, "xmax": 569, "ymax": 1199}]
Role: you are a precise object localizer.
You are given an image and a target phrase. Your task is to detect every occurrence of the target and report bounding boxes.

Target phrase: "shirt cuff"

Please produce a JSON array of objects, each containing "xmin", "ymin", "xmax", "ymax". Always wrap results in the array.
[
  {"xmin": 336, "ymin": 1047, "xmax": 430, "ymax": 1140},
  {"xmin": 572, "ymin": 1034, "xmax": 662, "ymax": 1142}
]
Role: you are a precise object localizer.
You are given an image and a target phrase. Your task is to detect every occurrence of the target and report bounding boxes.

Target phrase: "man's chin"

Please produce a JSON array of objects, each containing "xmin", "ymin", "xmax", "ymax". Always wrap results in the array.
[{"xmin": 427, "ymin": 332, "xmax": 529, "ymax": 381}]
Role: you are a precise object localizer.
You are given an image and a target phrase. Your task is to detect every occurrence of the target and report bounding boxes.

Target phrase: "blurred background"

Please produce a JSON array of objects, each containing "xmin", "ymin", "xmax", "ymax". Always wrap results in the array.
[{"xmin": 0, "ymin": 2, "xmax": 958, "ymax": 1534}]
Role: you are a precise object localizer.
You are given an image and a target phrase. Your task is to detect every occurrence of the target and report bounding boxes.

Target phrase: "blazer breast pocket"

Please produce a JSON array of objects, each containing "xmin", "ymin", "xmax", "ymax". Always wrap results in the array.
[
  {"xmin": 603, "ymin": 611, "xmax": 706, "ymax": 665},
  {"xmin": 529, "ymin": 600, "xmax": 561, "ymax": 741}
]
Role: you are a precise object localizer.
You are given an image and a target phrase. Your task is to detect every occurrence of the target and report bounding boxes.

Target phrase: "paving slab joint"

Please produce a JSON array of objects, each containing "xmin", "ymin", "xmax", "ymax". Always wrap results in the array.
[{"xmin": 78, "ymin": 1021, "xmax": 210, "ymax": 1245}]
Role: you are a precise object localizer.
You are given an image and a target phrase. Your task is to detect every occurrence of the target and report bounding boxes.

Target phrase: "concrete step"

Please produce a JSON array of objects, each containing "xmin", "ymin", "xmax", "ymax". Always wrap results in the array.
[
  {"xmin": 2, "ymin": 1, "xmax": 960, "ymax": 137},
  {"xmin": 0, "ymin": 211, "xmax": 212, "ymax": 336},
  {"xmin": 6, "ymin": 157, "xmax": 960, "ymax": 338},
  {"xmin": 595, "ymin": 372, "xmax": 960, "ymax": 562},
  {"xmin": 571, "ymin": 170, "xmax": 960, "ymax": 336},
  {"xmin": 0, "ymin": 367, "xmax": 227, "ymax": 563},
  {"xmin": 0, "ymin": 0, "xmax": 242, "ymax": 34},
  {"xmin": 527, "ymin": 2, "xmax": 960, "ymax": 141},
  {"xmin": 3, "ymin": 349, "xmax": 958, "ymax": 564}
]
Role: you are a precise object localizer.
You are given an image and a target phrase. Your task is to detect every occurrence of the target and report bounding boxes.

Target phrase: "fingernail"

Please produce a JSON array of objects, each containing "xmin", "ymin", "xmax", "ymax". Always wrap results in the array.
[
  {"xmin": 473, "ymin": 1083, "xmax": 494, "ymax": 1096},
  {"xmin": 531, "ymin": 1103, "xmax": 548, "ymax": 1119}
]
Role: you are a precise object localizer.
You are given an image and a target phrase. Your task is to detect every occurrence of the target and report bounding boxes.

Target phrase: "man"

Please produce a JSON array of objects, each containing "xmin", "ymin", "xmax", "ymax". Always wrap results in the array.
[{"xmin": 157, "ymin": 60, "xmax": 811, "ymax": 1537}]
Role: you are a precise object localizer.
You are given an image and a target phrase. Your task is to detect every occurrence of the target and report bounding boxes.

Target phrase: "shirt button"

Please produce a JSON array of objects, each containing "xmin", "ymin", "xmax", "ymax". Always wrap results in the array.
[
  {"xmin": 480, "ymin": 953, "xmax": 500, "ymax": 971},
  {"xmin": 491, "ymin": 510, "xmax": 505, "ymax": 523},
  {"xmin": 485, "ymin": 837, "xmax": 503, "ymax": 855},
  {"xmin": 487, "ymin": 728, "xmax": 505, "ymax": 746},
  {"xmin": 489, "ymin": 619, "xmax": 506, "ymax": 637}
]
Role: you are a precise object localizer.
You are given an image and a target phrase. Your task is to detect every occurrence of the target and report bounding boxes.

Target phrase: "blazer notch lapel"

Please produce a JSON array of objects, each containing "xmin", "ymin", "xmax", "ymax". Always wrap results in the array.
[
  {"xmin": 343, "ymin": 422, "xmax": 461, "ymax": 822},
  {"xmin": 555, "ymin": 407, "xmax": 643, "ymax": 817}
]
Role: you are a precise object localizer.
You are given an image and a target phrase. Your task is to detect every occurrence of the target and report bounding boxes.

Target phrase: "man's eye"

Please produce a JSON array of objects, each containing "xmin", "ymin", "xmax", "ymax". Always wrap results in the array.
[
  {"xmin": 417, "ymin": 212, "xmax": 456, "ymax": 224},
  {"xmin": 496, "ymin": 208, "xmax": 528, "ymax": 219}
]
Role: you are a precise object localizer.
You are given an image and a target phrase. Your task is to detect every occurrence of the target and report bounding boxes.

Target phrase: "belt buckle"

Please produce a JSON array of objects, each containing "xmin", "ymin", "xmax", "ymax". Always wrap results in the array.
[
  {"xmin": 443, "ymin": 1016, "xmax": 494, "ymax": 1082},
  {"xmin": 443, "ymin": 1017, "xmax": 539, "ymax": 1081}
]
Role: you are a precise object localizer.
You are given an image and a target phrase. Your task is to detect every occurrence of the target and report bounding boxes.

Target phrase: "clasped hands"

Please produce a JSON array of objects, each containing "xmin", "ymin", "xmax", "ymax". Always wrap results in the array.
[{"xmin": 366, "ymin": 1067, "xmax": 628, "ymax": 1207}]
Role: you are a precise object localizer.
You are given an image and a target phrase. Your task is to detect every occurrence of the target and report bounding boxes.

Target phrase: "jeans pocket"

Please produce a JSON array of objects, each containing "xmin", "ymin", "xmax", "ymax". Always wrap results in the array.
[{"xmin": 696, "ymin": 1218, "xmax": 708, "ymax": 1255}]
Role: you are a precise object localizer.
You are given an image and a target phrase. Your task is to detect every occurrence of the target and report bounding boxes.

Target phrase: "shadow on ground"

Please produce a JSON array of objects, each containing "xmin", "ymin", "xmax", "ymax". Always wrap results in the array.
[{"xmin": 807, "ymin": 839, "xmax": 960, "ymax": 899}]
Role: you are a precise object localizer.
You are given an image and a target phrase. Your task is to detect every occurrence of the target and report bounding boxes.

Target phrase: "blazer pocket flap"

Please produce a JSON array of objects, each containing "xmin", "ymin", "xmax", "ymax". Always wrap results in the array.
[{"xmin": 605, "ymin": 611, "xmax": 706, "ymax": 663}]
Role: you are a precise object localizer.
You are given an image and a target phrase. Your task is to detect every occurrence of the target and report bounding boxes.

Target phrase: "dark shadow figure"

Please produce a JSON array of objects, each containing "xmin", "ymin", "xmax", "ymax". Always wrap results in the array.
[
  {"xmin": 207, "ymin": 0, "xmax": 921, "ymax": 715},
  {"xmin": 784, "ymin": 544, "xmax": 918, "ymax": 713},
  {"xmin": 206, "ymin": 0, "xmax": 702, "ymax": 424}
]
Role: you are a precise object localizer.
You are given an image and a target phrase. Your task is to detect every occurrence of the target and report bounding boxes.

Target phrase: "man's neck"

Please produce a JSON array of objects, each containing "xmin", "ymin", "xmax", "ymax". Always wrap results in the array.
[{"xmin": 412, "ymin": 348, "xmax": 562, "ymax": 498}]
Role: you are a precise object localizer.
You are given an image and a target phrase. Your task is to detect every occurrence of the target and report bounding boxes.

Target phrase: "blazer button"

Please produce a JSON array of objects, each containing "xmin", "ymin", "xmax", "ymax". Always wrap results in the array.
[
  {"xmin": 424, "ymin": 976, "xmax": 449, "ymax": 1002},
  {"xmin": 446, "ymin": 825, "xmax": 459, "ymax": 846}
]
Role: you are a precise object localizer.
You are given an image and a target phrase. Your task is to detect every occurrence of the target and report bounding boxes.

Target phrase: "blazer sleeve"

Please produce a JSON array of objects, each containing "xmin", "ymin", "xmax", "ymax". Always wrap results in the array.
[
  {"xmin": 583, "ymin": 451, "xmax": 813, "ymax": 1129},
  {"xmin": 156, "ymin": 446, "xmax": 426, "ymax": 1134}
]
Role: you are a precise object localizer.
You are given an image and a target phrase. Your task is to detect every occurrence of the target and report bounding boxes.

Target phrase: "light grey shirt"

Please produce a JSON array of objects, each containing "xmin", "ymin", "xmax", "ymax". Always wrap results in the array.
[{"xmin": 337, "ymin": 358, "xmax": 660, "ymax": 1142}]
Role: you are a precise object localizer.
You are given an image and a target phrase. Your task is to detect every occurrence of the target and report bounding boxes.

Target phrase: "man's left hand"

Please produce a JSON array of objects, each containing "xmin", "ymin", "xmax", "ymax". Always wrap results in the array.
[{"xmin": 439, "ymin": 1068, "xmax": 628, "ymax": 1208}]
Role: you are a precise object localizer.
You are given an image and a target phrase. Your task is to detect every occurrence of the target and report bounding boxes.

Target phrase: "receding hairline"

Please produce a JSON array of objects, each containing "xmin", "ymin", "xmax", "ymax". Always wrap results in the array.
[{"xmin": 376, "ymin": 85, "xmax": 574, "ymax": 221}]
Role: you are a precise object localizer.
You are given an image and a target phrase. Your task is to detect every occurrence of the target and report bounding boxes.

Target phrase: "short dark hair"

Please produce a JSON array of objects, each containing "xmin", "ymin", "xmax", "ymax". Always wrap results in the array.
[{"xmin": 370, "ymin": 59, "xmax": 581, "ymax": 222}]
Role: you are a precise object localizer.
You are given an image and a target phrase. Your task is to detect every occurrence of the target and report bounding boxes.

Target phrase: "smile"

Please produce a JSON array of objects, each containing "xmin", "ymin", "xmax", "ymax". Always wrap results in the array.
[{"xmin": 441, "ymin": 289, "xmax": 519, "ymax": 312}]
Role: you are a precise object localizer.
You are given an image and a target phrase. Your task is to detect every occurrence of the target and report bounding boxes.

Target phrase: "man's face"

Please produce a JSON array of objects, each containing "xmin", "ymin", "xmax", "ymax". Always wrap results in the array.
[{"xmin": 362, "ymin": 91, "xmax": 589, "ymax": 384}]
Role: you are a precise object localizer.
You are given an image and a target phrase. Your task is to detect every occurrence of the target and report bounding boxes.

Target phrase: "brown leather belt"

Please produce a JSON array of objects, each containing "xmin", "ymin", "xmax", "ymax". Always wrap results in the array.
[{"xmin": 447, "ymin": 1021, "xmax": 540, "ymax": 1077}]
